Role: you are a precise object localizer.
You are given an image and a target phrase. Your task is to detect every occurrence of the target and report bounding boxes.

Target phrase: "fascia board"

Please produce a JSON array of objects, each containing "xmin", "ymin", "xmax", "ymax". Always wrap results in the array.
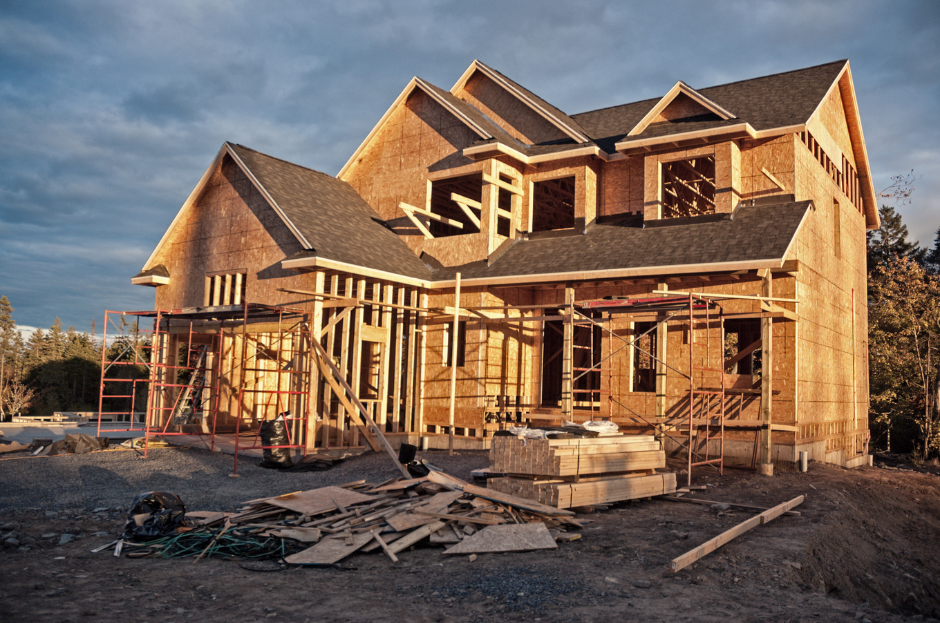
[{"xmin": 615, "ymin": 122, "xmax": 756, "ymax": 152}]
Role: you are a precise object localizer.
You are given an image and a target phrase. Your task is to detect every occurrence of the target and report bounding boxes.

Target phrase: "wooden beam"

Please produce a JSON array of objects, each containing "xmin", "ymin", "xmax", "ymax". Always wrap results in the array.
[
  {"xmin": 404, "ymin": 289, "xmax": 418, "ymax": 435},
  {"xmin": 400, "ymin": 204, "xmax": 434, "ymax": 239},
  {"xmin": 670, "ymin": 496, "xmax": 803, "ymax": 572},
  {"xmin": 759, "ymin": 269, "xmax": 773, "ymax": 474},
  {"xmin": 482, "ymin": 172, "xmax": 524, "ymax": 195},
  {"xmin": 307, "ymin": 271, "xmax": 326, "ymax": 452},
  {"xmin": 311, "ymin": 337, "xmax": 409, "ymax": 478},
  {"xmin": 652, "ymin": 290, "xmax": 798, "ymax": 304},
  {"xmin": 314, "ymin": 354, "xmax": 382, "ymax": 454},
  {"xmin": 761, "ymin": 167, "xmax": 787, "ymax": 192},
  {"xmin": 320, "ymin": 306, "xmax": 354, "ymax": 339},
  {"xmin": 378, "ymin": 284, "xmax": 393, "ymax": 430},
  {"xmin": 400, "ymin": 202, "xmax": 465, "ymax": 229},
  {"xmin": 321, "ymin": 275, "xmax": 339, "ymax": 447},
  {"xmin": 724, "ymin": 338, "xmax": 762, "ymax": 371},
  {"xmin": 451, "ymin": 192, "xmax": 481, "ymax": 210},
  {"xmin": 562, "ymin": 284, "xmax": 574, "ymax": 420},
  {"xmin": 391, "ymin": 287, "xmax": 405, "ymax": 434},
  {"xmin": 448, "ymin": 273, "xmax": 461, "ymax": 455}
]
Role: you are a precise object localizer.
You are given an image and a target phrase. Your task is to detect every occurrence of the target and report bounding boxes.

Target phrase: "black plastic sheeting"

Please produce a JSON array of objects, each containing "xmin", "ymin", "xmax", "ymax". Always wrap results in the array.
[{"xmin": 123, "ymin": 491, "xmax": 187, "ymax": 540}]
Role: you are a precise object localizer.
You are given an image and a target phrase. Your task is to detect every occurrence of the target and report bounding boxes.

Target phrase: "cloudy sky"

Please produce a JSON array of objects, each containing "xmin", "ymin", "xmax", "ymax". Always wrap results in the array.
[{"xmin": 1, "ymin": 0, "xmax": 937, "ymax": 333}]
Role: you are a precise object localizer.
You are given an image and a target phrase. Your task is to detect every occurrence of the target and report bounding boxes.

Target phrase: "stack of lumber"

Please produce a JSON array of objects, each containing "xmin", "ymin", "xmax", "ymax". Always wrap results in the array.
[
  {"xmin": 122, "ymin": 471, "xmax": 581, "ymax": 566},
  {"xmin": 487, "ymin": 433, "xmax": 677, "ymax": 508}
]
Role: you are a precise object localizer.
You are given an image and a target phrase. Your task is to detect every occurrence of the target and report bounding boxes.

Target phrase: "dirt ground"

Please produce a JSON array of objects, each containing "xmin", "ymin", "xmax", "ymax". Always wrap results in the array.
[{"xmin": 1, "ymin": 449, "xmax": 939, "ymax": 623}]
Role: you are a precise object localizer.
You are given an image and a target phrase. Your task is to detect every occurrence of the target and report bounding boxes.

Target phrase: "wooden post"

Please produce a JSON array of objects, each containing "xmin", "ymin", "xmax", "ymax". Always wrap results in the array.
[
  {"xmin": 307, "ymin": 271, "xmax": 325, "ymax": 453},
  {"xmin": 392, "ymin": 286, "xmax": 405, "ymax": 433},
  {"xmin": 758, "ymin": 269, "xmax": 774, "ymax": 475},
  {"xmin": 405, "ymin": 289, "xmax": 418, "ymax": 436},
  {"xmin": 448, "ymin": 273, "xmax": 462, "ymax": 455},
  {"xmin": 417, "ymin": 291, "xmax": 429, "ymax": 442},
  {"xmin": 321, "ymin": 275, "xmax": 339, "ymax": 448},
  {"xmin": 656, "ymin": 282, "xmax": 668, "ymax": 421},
  {"xmin": 349, "ymin": 279, "xmax": 367, "ymax": 447},
  {"xmin": 378, "ymin": 284, "xmax": 393, "ymax": 430},
  {"xmin": 337, "ymin": 277, "xmax": 354, "ymax": 447},
  {"xmin": 562, "ymin": 284, "xmax": 574, "ymax": 420}
]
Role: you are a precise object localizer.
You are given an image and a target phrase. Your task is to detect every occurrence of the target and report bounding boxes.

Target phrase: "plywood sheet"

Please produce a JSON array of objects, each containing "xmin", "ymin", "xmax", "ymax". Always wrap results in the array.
[
  {"xmin": 266, "ymin": 486, "xmax": 374, "ymax": 515},
  {"xmin": 443, "ymin": 523, "xmax": 558, "ymax": 555},
  {"xmin": 386, "ymin": 491, "xmax": 463, "ymax": 532},
  {"xmin": 284, "ymin": 532, "xmax": 373, "ymax": 565}
]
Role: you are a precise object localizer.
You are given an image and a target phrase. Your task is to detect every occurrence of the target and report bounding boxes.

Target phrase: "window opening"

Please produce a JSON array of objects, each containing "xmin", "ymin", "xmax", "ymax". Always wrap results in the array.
[
  {"xmin": 531, "ymin": 176, "xmax": 576, "ymax": 231},
  {"xmin": 443, "ymin": 320, "xmax": 467, "ymax": 367},
  {"xmin": 205, "ymin": 271, "xmax": 247, "ymax": 306},
  {"xmin": 632, "ymin": 321, "xmax": 657, "ymax": 392},
  {"xmin": 661, "ymin": 156, "xmax": 716, "ymax": 218},
  {"xmin": 496, "ymin": 174, "xmax": 514, "ymax": 237},
  {"xmin": 429, "ymin": 175, "xmax": 483, "ymax": 237},
  {"xmin": 724, "ymin": 319, "xmax": 761, "ymax": 379}
]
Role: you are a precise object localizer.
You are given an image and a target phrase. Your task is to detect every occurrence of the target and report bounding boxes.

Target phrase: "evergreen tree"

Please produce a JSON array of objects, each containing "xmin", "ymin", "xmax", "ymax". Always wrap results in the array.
[
  {"xmin": 926, "ymin": 226, "xmax": 940, "ymax": 275},
  {"xmin": 867, "ymin": 205, "xmax": 926, "ymax": 272}
]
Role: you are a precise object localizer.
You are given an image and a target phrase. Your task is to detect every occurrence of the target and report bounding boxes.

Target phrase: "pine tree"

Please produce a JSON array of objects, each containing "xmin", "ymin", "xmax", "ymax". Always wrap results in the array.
[
  {"xmin": 867, "ymin": 205, "xmax": 927, "ymax": 272},
  {"xmin": 926, "ymin": 226, "xmax": 940, "ymax": 275}
]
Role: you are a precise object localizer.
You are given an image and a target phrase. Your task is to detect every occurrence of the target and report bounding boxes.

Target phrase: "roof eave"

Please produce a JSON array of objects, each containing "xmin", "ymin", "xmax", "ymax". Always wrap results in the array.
[
  {"xmin": 627, "ymin": 81, "xmax": 738, "ymax": 138},
  {"xmin": 614, "ymin": 122, "xmax": 757, "ymax": 154}
]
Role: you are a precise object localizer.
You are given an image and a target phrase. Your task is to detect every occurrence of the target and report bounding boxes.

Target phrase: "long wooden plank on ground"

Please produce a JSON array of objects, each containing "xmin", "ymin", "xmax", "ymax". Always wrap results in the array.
[
  {"xmin": 661, "ymin": 496, "xmax": 801, "ymax": 516},
  {"xmin": 670, "ymin": 495, "xmax": 804, "ymax": 572},
  {"xmin": 284, "ymin": 532, "xmax": 373, "ymax": 566},
  {"xmin": 266, "ymin": 486, "xmax": 374, "ymax": 515},
  {"xmin": 443, "ymin": 523, "xmax": 558, "ymax": 555}
]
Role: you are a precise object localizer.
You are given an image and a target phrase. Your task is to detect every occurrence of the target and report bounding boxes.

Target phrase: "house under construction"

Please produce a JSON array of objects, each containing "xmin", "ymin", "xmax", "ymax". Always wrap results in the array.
[{"xmin": 112, "ymin": 59, "xmax": 877, "ymax": 473}]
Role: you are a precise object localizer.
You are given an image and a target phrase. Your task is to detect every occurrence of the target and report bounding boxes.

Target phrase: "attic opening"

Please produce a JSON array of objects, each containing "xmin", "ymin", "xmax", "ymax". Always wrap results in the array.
[
  {"xmin": 429, "ymin": 174, "xmax": 483, "ymax": 237},
  {"xmin": 531, "ymin": 176, "xmax": 576, "ymax": 232},
  {"xmin": 205, "ymin": 270, "xmax": 247, "ymax": 307},
  {"xmin": 662, "ymin": 156, "xmax": 716, "ymax": 218}
]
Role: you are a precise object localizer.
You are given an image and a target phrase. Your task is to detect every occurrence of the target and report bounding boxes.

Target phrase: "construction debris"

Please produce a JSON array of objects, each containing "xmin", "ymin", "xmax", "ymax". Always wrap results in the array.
[{"xmin": 108, "ymin": 472, "xmax": 580, "ymax": 566}]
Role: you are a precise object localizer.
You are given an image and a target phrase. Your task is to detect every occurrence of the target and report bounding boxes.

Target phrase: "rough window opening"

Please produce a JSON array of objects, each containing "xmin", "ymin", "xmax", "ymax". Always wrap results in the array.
[
  {"xmin": 532, "ymin": 176, "xmax": 575, "ymax": 232},
  {"xmin": 443, "ymin": 320, "xmax": 467, "ymax": 367},
  {"xmin": 429, "ymin": 175, "xmax": 483, "ymax": 237},
  {"xmin": 205, "ymin": 271, "xmax": 247, "ymax": 306},
  {"xmin": 661, "ymin": 156, "xmax": 716, "ymax": 218},
  {"xmin": 724, "ymin": 319, "xmax": 761, "ymax": 380},
  {"xmin": 632, "ymin": 321, "xmax": 657, "ymax": 393}
]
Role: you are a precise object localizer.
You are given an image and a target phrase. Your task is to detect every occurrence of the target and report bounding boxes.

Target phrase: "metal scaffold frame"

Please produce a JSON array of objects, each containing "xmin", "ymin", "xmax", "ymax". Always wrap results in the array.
[{"xmin": 95, "ymin": 303, "xmax": 313, "ymax": 474}]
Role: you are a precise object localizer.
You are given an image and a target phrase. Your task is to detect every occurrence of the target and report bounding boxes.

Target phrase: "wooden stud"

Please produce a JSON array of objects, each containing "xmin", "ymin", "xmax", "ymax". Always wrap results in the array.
[
  {"xmin": 758, "ymin": 269, "xmax": 773, "ymax": 473},
  {"xmin": 392, "ymin": 287, "xmax": 405, "ymax": 434},
  {"xmin": 307, "ymin": 271, "xmax": 326, "ymax": 452},
  {"xmin": 448, "ymin": 273, "xmax": 462, "ymax": 455}
]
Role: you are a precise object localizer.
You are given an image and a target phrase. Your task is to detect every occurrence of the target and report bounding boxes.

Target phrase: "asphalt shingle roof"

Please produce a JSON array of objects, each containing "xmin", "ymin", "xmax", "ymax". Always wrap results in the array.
[{"xmin": 228, "ymin": 143, "xmax": 433, "ymax": 280}]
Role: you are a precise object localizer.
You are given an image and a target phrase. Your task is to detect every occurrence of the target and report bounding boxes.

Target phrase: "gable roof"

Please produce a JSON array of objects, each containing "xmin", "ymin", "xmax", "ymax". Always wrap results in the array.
[
  {"xmin": 626, "ymin": 80, "xmax": 736, "ymax": 137},
  {"xmin": 141, "ymin": 142, "xmax": 432, "ymax": 281},
  {"xmin": 337, "ymin": 75, "xmax": 520, "ymax": 179},
  {"xmin": 451, "ymin": 60, "xmax": 592, "ymax": 143}
]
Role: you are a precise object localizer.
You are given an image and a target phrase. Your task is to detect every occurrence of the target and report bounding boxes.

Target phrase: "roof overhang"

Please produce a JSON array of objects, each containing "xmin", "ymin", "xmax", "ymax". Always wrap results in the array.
[
  {"xmin": 627, "ymin": 81, "xmax": 737, "ymax": 137},
  {"xmin": 462, "ymin": 142, "xmax": 618, "ymax": 165},
  {"xmin": 131, "ymin": 274, "xmax": 170, "ymax": 287},
  {"xmin": 615, "ymin": 122, "xmax": 757, "ymax": 154},
  {"xmin": 451, "ymin": 60, "xmax": 591, "ymax": 144}
]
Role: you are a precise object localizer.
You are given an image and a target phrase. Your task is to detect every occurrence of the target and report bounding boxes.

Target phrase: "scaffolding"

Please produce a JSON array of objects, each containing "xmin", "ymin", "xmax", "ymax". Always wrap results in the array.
[
  {"xmin": 574, "ymin": 293, "xmax": 728, "ymax": 487},
  {"xmin": 96, "ymin": 303, "xmax": 313, "ymax": 474}
]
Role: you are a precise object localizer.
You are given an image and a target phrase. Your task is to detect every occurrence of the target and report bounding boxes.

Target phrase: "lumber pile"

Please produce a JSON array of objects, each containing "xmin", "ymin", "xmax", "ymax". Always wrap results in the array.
[
  {"xmin": 112, "ymin": 473, "xmax": 581, "ymax": 565},
  {"xmin": 487, "ymin": 433, "xmax": 677, "ymax": 508}
]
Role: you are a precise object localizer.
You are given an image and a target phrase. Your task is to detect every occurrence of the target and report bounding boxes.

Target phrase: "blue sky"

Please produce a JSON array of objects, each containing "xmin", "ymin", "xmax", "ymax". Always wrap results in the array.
[{"xmin": 1, "ymin": 0, "xmax": 938, "ymax": 332}]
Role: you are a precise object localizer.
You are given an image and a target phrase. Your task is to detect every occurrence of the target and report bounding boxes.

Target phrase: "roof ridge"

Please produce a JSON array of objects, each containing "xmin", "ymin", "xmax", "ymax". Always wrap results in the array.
[
  {"xmin": 228, "ymin": 142, "xmax": 337, "ymax": 181},
  {"xmin": 570, "ymin": 59, "xmax": 847, "ymax": 119}
]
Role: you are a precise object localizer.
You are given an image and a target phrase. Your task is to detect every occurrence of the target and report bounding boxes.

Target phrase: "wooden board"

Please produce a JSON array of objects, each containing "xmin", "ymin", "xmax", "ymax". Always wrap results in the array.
[
  {"xmin": 387, "ymin": 520, "xmax": 447, "ymax": 555},
  {"xmin": 284, "ymin": 532, "xmax": 373, "ymax": 566},
  {"xmin": 265, "ymin": 527, "xmax": 321, "ymax": 543},
  {"xmin": 266, "ymin": 487, "xmax": 374, "ymax": 515},
  {"xmin": 443, "ymin": 523, "xmax": 558, "ymax": 555},
  {"xmin": 386, "ymin": 491, "xmax": 463, "ymax": 532},
  {"xmin": 670, "ymin": 495, "xmax": 804, "ymax": 572}
]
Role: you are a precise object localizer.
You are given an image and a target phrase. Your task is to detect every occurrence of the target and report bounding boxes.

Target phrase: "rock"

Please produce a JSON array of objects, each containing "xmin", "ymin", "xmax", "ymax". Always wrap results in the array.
[
  {"xmin": 633, "ymin": 580, "xmax": 652, "ymax": 589},
  {"xmin": 3, "ymin": 537, "xmax": 20, "ymax": 548},
  {"xmin": 710, "ymin": 503, "xmax": 731, "ymax": 511},
  {"xmin": 605, "ymin": 577, "xmax": 619, "ymax": 584},
  {"xmin": 44, "ymin": 511, "xmax": 57, "ymax": 518},
  {"xmin": 58, "ymin": 534, "xmax": 75, "ymax": 545},
  {"xmin": 92, "ymin": 507, "xmax": 109, "ymax": 513},
  {"xmin": 41, "ymin": 533, "xmax": 57, "ymax": 540}
]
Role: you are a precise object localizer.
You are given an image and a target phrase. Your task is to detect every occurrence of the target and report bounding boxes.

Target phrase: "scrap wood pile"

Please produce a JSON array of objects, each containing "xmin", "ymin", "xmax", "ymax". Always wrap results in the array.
[
  {"xmin": 487, "ymin": 429, "xmax": 677, "ymax": 508},
  {"xmin": 112, "ymin": 470, "xmax": 582, "ymax": 566}
]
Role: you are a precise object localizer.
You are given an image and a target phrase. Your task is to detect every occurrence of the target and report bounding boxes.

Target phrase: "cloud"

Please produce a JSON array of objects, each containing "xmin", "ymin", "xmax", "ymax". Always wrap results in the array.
[{"xmin": 0, "ymin": 0, "xmax": 938, "ymax": 331}]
